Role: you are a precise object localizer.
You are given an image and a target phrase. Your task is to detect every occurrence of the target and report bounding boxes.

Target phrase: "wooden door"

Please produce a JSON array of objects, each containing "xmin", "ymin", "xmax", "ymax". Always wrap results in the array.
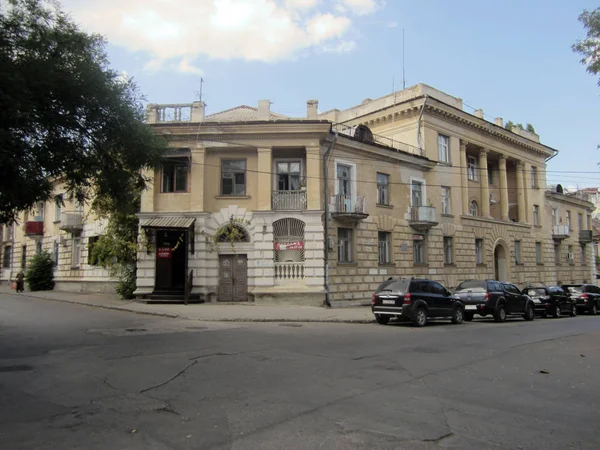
[{"xmin": 218, "ymin": 254, "xmax": 248, "ymax": 302}]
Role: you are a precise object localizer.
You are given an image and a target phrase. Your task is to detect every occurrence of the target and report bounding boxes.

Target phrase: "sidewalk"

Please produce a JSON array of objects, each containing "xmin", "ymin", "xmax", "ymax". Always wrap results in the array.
[{"xmin": 0, "ymin": 286, "xmax": 374, "ymax": 324}]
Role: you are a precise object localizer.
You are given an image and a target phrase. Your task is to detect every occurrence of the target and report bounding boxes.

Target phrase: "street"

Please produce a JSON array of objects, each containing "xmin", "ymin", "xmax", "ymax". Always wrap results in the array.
[{"xmin": 1, "ymin": 293, "xmax": 600, "ymax": 450}]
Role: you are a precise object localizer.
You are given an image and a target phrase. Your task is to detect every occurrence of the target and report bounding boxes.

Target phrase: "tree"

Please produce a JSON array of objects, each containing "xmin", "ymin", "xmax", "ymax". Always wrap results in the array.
[
  {"xmin": 25, "ymin": 251, "xmax": 55, "ymax": 291},
  {"xmin": 0, "ymin": 0, "xmax": 167, "ymax": 223},
  {"xmin": 573, "ymin": 8, "xmax": 600, "ymax": 86}
]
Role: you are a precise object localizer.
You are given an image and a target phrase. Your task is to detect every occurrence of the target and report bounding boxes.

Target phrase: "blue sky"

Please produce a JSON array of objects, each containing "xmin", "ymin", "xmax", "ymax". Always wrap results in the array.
[{"xmin": 64, "ymin": 0, "xmax": 600, "ymax": 188}]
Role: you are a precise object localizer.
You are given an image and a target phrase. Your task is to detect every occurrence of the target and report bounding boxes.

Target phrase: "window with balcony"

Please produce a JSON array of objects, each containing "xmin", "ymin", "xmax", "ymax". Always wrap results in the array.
[
  {"xmin": 552, "ymin": 208, "xmax": 558, "ymax": 226},
  {"xmin": 276, "ymin": 161, "xmax": 301, "ymax": 190},
  {"xmin": 378, "ymin": 231, "xmax": 391, "ymax": 264},
  {"xmin": 443, "ymin": 237, "xmax": 453, "ymax": 265},
  {"xmin": 533, "ymin": 205, "xmax": 540, "ymax": 226},
  {"xmin": 467, "ymin": 156, "xmax": 478, "ymax": 181},
  {"xmin": 413, "ymin": 234, "xmax": 425, "ymax": 264},
  {"xmin": 475, "ymin": 239, "xmax": 484, "ymax": 264},
  {"xmin": 221, "ymin": 160, "xmax": 247, "ymax": 195},
  {"xmin": 54, "ymin": 195, "xmax": 63, "ymax": 222},
  {"xmin": 3, "ymin": 245, "xmax": 11, "ymax": 268},
  {"xmin": 438, "ymin": 134, "xmax": 450, "ymax": 163},
  {"xmin": 337, "ymin": 228, "xmax": 353, "ymax": 263},
  {"xmin": 515, "ymin": 240, "xmax": 522, "ymax": 264},
  {"xmin": 377, "ymin": 173, "xmax": 390, "ymax": 205},
  {"xmin": 531, "ymin": 166, "xmax": 538, "ymax": 188},
  {"xmin": 72, "ymin": 237, "xmax": 81, "ymax": 268},
  {"xmin": 337, "ymin": 164, "xmax": 352, "ymax": 197},
  {"xmin": 161, "ymin": 158, "xmax": 189, "ymax": 193},
  {"xmin": 470, "ymin": 200, "xmax": 479, "ymax": 217},
  {"xmin": 441, "ymin": 187, "xmax": 451, "ymax": 215},
  {"xmin": 578, "ymin": 213, "xmax": 583, "ymax": 231},
  {"xmin": 566, "ymin": 211, "xmax": 571, "ymax": 230},
  {"xmin": 411, "ymin": 180, "xmax": 423, "ymax": 207},
  {"xmin": 34, "ymin": 201, "xmax": 44, "ymax": 220},
  {"xmin": 536, "ymin": 242, "xmax": 542, "ymax": 264}
]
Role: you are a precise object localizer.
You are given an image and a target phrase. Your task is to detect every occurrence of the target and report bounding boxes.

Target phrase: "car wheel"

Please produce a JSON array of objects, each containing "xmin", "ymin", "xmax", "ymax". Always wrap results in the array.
[
  {"xmin": 494, "ymin": 304, "xmax": 507, "ymax": 323},
  {"xmin": 592, "ymin": 304, "xmax": 598, "ymax": 316},
  {"xmin": 464, "ymin": 312, "xmax": 474, "ymax": 322},
  {"xmin": 451, "ymin": 307, "xmax": 464, "ymax": 324},
  {"xmin": 524, "ymin": 304, "xmax": 535, "ymax": 321},
  {"xmin": 553, "ymin": 303, "xmax": 561, "ymax": 319},
  {"xmin": 570, "ymin": 304, "xmax": 577, "ymax": 317},
  {"xmin": 375, "ymin": 314, "xmax": 390, "ymax": 325},
  {"xmin": 412, "ymin": 307, "xmax": 427, "ymax": 327}
]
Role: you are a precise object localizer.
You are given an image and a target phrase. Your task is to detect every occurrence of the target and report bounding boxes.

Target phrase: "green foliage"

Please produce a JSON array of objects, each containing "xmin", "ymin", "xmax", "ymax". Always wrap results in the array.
[
  {"xmin": 504, "ymin": 121, "xmax": 536, "ymax": 134},
  {"xmin": 201, "ymin": 216, "xmax": 251, "ymax": 253},
  {"xmin": 24, "ymin": 251, "xmax": 55, "ymax": 291},
  {"xmin": 526, "ymin": 123, "xmax": 536, "ymax": 133},
  {"xmin": 504, "ymin": 121, "xmax": 515, "ymax": 131},
  {"xmin": 573, "ymin": 8, "xmax": 600, "ymax": 86},
  {"xmin": 0, "ymin": 0, "xmax": 167, "ymax": 222}
]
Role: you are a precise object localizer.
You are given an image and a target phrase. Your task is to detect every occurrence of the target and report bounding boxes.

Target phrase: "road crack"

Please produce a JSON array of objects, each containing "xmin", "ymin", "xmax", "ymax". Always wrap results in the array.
[{"xmin": 140, "ymin": 360, "xmax": 198, "ymax": 393}]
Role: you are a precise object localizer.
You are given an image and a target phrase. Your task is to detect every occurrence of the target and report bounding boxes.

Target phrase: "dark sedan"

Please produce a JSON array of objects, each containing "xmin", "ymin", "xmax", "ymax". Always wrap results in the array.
[{"xmin": 522, "ymin": 285, "xmax": 576, "ymax": 318}]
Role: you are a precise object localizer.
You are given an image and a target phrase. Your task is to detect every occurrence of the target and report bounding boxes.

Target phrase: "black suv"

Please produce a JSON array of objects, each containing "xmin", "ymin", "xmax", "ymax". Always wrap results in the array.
[
  {"xmin": 522, "ymin": 285, "xmax": 577, "ymax": 318},
  {"xmin": 371, "ymin": 277, "xmax": 465, "ymax": 327},
  {"xmin": 454, "ymin": 280, "xmax": 535, "ymax": 322},
  {"xmin": 562, "ymin": 284, "xmax": 600, "ymax": 315}
]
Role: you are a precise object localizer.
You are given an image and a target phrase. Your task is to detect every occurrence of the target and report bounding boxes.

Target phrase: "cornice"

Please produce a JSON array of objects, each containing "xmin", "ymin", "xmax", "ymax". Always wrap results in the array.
[
  {"xmin": 165, "ymin": 133, "xmax": 326, "ymax": 142},
  {"xmin": 545, "ymin": 192, "xmax": 595, "ymax": 211}
]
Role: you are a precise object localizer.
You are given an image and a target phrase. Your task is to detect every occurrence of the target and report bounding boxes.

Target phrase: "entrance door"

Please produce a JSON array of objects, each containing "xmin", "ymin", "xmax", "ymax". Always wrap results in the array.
[
  {"xmin": 155, "ymin": 230, "xmax": 187, "ymax": 291},
  {"xmin": 494, "ymin": 244, "xmax": 507, "ymax": 282},
  {"xmin": 218, "ymin": 255, "xmax": 248, "ymax": 302}
]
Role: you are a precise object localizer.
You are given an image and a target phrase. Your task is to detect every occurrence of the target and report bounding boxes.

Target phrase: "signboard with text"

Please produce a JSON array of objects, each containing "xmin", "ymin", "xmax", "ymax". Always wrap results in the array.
[
  {"xmin": 274, "ymin": 241, "xmax": 304, "ymax": 251},
  {"xmin": 157, "ymin": 247, "xmax": 172, "ymax": 259}
]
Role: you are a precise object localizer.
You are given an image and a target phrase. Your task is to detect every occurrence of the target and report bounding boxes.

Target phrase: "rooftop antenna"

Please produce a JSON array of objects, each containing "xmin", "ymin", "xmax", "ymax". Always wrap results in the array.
[
  {"xmin": 402, "ymin": 28, "xmax": 406, "ymax": 89},
  {"xmin": 195, "ymin": 77, "xmax": 204, "ymax": 103}
]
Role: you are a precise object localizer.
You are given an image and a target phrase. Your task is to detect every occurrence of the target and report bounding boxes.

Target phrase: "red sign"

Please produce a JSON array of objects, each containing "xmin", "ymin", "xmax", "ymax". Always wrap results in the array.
[
  {"xmin": 274, "ymin": 241, "xmax": 304, "ymax": 251},
  {"xmin": 157, "ymin": 247, "xmax": 172, "ymax": 259}
]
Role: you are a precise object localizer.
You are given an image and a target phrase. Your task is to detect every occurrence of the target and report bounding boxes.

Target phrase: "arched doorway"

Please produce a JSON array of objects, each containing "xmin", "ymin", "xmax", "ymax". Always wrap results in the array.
[{"xmin": 494, "ymin": 243, "xmax": 508, "ymax": 281}]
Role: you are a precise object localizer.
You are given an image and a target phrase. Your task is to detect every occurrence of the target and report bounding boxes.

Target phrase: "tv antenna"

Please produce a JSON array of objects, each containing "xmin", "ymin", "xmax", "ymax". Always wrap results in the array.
[{"xmin": 402, "ymin": 29, "xmax": 406, "ymax": 89}]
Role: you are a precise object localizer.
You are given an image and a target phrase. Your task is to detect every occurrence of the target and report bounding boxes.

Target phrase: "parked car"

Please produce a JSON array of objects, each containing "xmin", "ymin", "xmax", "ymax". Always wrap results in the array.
[
  {"xmin": 522, "ymin": 285, "xmax": 576, "ymax": 318},
  {"xmin": 454, "ymin": 280, "xmax": 535, "ymax": 322},
  {"xmin": 371, "ymin": 277, "xmax": 465, "ymax": 327},
  {"xmin": 562, "ymin": 284, "xmax": 600, "ymax": 315}
]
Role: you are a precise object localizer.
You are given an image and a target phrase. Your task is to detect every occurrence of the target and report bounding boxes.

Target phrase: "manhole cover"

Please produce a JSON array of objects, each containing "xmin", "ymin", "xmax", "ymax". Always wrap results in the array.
[
  {"xmin": 278, "ymin": 323, "xmax": 303, "ymax": 328},
  {"xmin": 125, "ymin": 328, "xmax": 148, "ymax": 333},
  {"xmin": 0, "ymin": 365, "xmax": 33, "ymax": 373}
]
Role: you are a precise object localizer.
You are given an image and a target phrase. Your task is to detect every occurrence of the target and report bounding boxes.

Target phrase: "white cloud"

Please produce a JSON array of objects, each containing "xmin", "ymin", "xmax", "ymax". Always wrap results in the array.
[
  {"xmin": 338, "ymin": 0, "xmax": 381, "ymax": 16},
  {"xmin": 322, "ymin": 40, "xmax": 356, "ymax": 53},
  {"xmin": 62, "ymin": 0, "xmax": 380, "ymax": 73}
]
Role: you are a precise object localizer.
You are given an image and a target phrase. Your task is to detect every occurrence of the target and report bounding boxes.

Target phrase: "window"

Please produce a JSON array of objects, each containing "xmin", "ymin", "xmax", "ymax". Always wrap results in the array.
[
  {"xmin": 88, "ymin": 236, "xmax": 100, "ymax": 265},
  {"xmin": 568, "ymin": 245, "xmax": 574, "ymax": 263},
  {"xmin": 552, "ymin": 208, "xmax": 558, "ymax": 226},
  {"xmin": 475, "ymin": 239, "xmax": 484, "ymax": 264},
  {"xmin": 53, "ymin": 241, "xmax": 59, "ymax": 267},
  {"xmin": 221, "ymin": 160, "xmax": 247, "ymax": 195},
  {"xmin": 554, "ymin": 243, "xmax": 560, "ymax": 265},
  {"xmin": 21, "ymin": 245, "xmax": 27, "ymax": 269},
  {"xmin": 378, "ymin": 231, "xmax": 391, "ymax": 264},
  {"xmin": 337, "ymin": 228, "xmax": 353, "ymax": 263},
  {"xmin": 55, "ymin": 195, "xmax": 62, "ymax": 222},
  {"xmin": 2, "ymin": 245, "xmax": 11, "ymax": 268},
  {"xmin": 581, "ymin": 245, "xmax": 587, "ymax": 265},
  {"xmin": 72, "ymin": 237, "xmax": 81, "ymax": 268},
  {"xmin": 578, "ymin": 213, "xmax": 583, "ymax": 231},
  {"xmin": 377, "ymin": 173, "xmax": 390, "ymax": 205},
  {"xmin": 36, "ymin": 241, "xmax": 42, "ymax": 255},
  {"xmin": 467, "ymin": 156, "xmax": 478, "ymax": 181},
  {"xmin": 533, "ymin": 205, "xmax": 540, "ymax": 226},
  {"xmin": 337, "ymin": 164, "xmax": 352, "ymax": 197},
  {"xmin": 161, "ymin": 158, "xmax": 188, "ymax": 193},
  {"xmin": 413, "ymin": 235, "xmax": 425, "ymax": 264},
  {"xmin": 411, "ymin": 181, "xmax": 423, "ymax": 206},
  {"xmin": 488, "ymin": 164, "xmax": 494, "ymax": 185},
  {"xmin": 34, "ymin": 202, "xmax": 44, "ymax": 220},
  {"xmin": 470, "ymin": 200, "xmax": 479, "ymax": 217},
  {"xmin": 531, "ymin": 166, "xmax": 538, "ymax": 188},
  {"xmin": 441, "ymin": 187, "xmax": 451, "ymax": 215},
  {"xmin": 536, "ymin": 242, "xmax": 542, "ymax": 264},
  {"xmin": 277, "ymin": 161, "xmax": 301, "ymax": 190},
  {"xmin": 587, "ymin": 214, "xmax": 592, "ymax": 230},
  {"xmin": 515, "ymin": 240, "xmax": 522, "ymax": 264},
  {"xmin": 443, "ymin": 237, "xmax": 453, "ymax": 265},
  {"xmin": 566, "ymin": 211, "xmax": 571, "ymax": 230},
  {"xmin": 438, "ymin": 134, "xmax": 450, "ymax": 163}
]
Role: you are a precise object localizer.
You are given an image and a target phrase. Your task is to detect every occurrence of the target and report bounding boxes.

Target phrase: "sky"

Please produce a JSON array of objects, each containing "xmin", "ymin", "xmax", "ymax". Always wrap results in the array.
[{"xmin": 62, "ymin": 0, "xmax": 600, "ymax": 188}]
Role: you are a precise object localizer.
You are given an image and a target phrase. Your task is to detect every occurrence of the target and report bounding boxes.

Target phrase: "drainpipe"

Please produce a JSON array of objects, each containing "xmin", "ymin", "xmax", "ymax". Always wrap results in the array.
[
  {"xmin": 323, "ymin": 131, "xmax": 337, "ymax": 307},
  {"xmin": 416, "ymin": 95, "xmax": 429, "ymax": 156}
]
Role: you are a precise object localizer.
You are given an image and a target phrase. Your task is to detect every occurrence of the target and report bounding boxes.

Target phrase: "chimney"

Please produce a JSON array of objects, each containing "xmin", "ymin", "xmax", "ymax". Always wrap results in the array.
[
  {"xmin": 258, "ymin": 99, "xmax": 271, "ymax": 120},
  {"xmin": 191, "ymin": 101, "xmax": 206, "ymax": 122},
  {"xmin": 307, "ymin": 99, "xmax": 318, "ymax": 119},
  {"xmin": 494, "ymin": 117, "xmax": 503, "ymax": 127},
  {"xmin": 474, "ymin": 109, "xmax": 484, "ymax": 119}
]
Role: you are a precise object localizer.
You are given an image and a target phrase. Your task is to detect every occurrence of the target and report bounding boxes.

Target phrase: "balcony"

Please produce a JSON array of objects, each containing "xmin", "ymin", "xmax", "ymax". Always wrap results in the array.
[
  {"xmin": 552, "ymin": 225, "xmax": 570, "ymax": 240},
  {"xmin": 409, "ymin": 206, "xmax": 438, "ymax": 231},
  {"xmin": 331, "ymin": 195, "xmax": 368, "ymax": 222},
  {"xmin": 579, "ymin": 229, "xmax": 593, "ymax": 244},
  {"xmin": 274, "ymin": 262, "xmax": 305, "ymax": 284},
  {"xmin": 24, "ymin": 220, "xmax": 44, "ymax": 236},
  {"xmin": 59, "ymin": 211, "xmax": 83, "ymax": 234},
  {"xmin": 272, "ymin": 190, "xmax": 307, "ymax": 211}
]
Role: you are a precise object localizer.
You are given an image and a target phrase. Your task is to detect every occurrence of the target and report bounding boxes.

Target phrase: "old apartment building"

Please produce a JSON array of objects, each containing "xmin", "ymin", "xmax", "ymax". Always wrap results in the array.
[{"xmin": 1, "ymin": 84, "xmax": 594, "ymax": 306}]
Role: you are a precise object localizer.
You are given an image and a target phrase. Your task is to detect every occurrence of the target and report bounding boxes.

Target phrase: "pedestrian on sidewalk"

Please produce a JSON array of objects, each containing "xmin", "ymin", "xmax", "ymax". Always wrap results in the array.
[{"xmin": 15, "ymin": 270, "xmax": 25, "ymax": 293}]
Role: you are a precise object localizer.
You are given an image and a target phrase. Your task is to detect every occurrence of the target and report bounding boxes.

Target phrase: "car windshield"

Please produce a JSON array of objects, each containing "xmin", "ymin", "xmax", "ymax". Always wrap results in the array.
[
  {"xmin": 525, "ymin": 288, "xmax": 546, "ymax": 296},
  {"xmin": 376, "ymin": 279, "xmax": 410, "ymax": 294},
  {"xmin": 566, "ymin": 286, "xmax": 582, "ymax": 294},
  {"xmin": 455, "ymin": 280, "xmax": 486, "ymax": 292}
]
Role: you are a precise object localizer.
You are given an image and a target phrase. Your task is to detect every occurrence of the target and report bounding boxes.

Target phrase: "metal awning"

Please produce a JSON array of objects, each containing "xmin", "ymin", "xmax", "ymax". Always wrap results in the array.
[{"xmin": 141, "ymin": 217, "xmax": 195, "ymax": 229}]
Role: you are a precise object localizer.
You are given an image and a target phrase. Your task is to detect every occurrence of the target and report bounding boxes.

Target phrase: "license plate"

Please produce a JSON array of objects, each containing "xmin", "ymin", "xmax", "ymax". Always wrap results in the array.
[
  {"xmin": 382, "ymin": 299, "xmax": 396, "ymax": 305},
  {"xmin": 465, "ymin": 305, "xmax": 477, "ymax": 310}
]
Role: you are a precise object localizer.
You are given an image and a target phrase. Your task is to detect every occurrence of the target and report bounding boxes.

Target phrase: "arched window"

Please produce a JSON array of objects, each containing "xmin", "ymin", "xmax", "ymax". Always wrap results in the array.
[
  {"xmin": 273, "ymin": 218, "xmax": 305, "ymax": 262},
  {"xmin": 470, "ymin": 200, "xmax": 479, "ymax": 217},
  {"xmin": 216, "ymin": 224, "xmax": 249, "ymax": 242}
]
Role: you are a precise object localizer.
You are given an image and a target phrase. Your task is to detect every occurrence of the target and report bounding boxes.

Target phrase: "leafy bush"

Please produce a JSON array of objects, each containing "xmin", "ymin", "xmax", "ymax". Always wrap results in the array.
[
  {"xmin": 25, "ymin": 251, "xmax": 55, "ymax": 291},
  {"xmin": 116, "ymin": 264, "xmax": 136, "ymax": 300}
]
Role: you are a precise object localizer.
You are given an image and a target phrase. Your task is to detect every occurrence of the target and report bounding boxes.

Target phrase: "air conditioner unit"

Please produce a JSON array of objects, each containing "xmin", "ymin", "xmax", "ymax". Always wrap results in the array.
[
  {"xmin": 567, "ymin": 252, "xmax": 574, "ymax": 261},
  {"xmin": 489, "ymin": 193, "xmax": 498, "ymax": 204}
]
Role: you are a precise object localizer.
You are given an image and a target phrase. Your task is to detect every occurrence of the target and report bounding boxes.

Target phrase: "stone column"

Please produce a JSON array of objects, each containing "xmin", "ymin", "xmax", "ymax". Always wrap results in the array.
[
  {"xmin": 498, "ymin": 156, "xmax": 509, "ymax": 221},
  {"xmin": 140, "ymin": 168, "xmax": 155, "ymax": 213},
  {"xmin": 257, "ymin": 147, "xmax": 272, "ymax": 210},
  {"xmin": 479, "ymin": 148, "xmax": 490, "ymax": 218},
  {"xmin": 190, "ymin": 147, "xmax": 205, "ymax": 211},
  {"xmin": 521, "ymin": 162, "xmax": 530, "ymax": 223},
  {"xmin": 460, "ymin": 140, "xmax": 469, "ymax": 215},
  {"xmin": 516, "ymin": 161, "xmax": 526, "ymax": 223},
  {"xmin": 305, "ymin": 146, "xmax": 322, "ymax": 210}
]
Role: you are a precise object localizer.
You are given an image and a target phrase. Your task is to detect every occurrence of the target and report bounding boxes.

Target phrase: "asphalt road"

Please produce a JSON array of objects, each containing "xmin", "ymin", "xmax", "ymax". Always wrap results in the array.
[{"xmin": 1, "ymin": 293, "xmax": 600, "ymax": 450}]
